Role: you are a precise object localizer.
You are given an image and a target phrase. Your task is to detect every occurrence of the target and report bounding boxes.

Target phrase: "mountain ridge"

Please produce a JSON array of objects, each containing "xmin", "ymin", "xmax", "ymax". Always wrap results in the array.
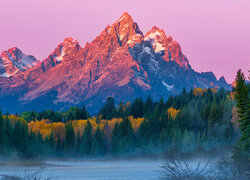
[{"xmin": 0, "ymin": 12, "xmax": 231, "ymax": 113}]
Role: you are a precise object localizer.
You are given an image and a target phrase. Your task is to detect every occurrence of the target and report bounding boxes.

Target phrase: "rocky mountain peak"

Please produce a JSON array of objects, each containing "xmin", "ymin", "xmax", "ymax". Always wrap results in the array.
[
  {"xmin": 50, "ymin": 37, "xmax": 81, "ymax": 62},
  {"xmin": 143, "ymin": 26, "xmax": 190, "ymax": 69},
  {"xmin": 144, "ymin": 26, "xmax": 167, "ymax": 53},
  {"xmin": 104, "ymin": 12, "xmax": 143, "ymax": 47},
  {"xmin": 63, "ymin": 37, "xmax": 80, "ymax": 48},
  {"xmin": 218, "ymin": 76, "xmax": 227, "ymax": 84},
  {"xmin": 1, "ymin": 47, "xmax": 23, "ymax": 61},
  {"xmin": 4, "ymin": 47, "xmax": 22, "ymax": 57},
  {"xmin": 0, "ymin": 47, "xmax": 39, "ymax": 77},
  {"xmin": 145, "ymin": 26, "xmax": 166, "ymax": 38},
  {"xmin": 116, "ymin": 12, "xmax": 133, "ymax": 24}
]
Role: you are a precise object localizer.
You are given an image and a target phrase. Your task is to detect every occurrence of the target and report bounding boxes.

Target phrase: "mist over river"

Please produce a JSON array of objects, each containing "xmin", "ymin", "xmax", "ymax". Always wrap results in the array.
[{"xmin": 0, "ymin": 159, "xmax": 162, "ymax": 180}]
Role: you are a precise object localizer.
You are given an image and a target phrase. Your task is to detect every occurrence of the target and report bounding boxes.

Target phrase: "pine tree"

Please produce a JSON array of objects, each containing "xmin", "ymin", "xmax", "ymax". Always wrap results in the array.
[
  {"xmin": 81, "ymin": 105, "xmax": 90, "ymax": 119},
  {"xmin": 160, "ymin": 128, "xmax": 167, "ymax": 148},
  {"xmin": 221, "ymin": 98, "xmax": 234, "ymax": 141},
  {"xmin": 36, "ymin": 131, "xmax": 44, "ymax": 156},
  {"xmin": 55, "ymin": 138, "xmax": 63, "ymax": 157},
  {"xmin": 208, "ymin": 97, "xmax": 219, "ymax": 138},
  {"xmin": 138, "ymin": 119, "xmax": 149, "ymax": 147},
  {"xmin": 76, "ymin": 130, "xmax": 81, "ymax": 155},
  {"xmin": 75, "ymin": 107, "xmax": 81, "ymax": 120},
  {"xmin": 92, "ymin": 126, "xmax": 106, "ymax": 156},
  {"xmin": 13, "ymin": 120, "xmax": 22, "ymax": 152},
  {"xmin": 245, "ymin": 73, "xmax": 250, "ymax": 149},
  {"xmin": 76, "ymin": 106, "xmax": 90, "ymax": 120},
  {"xmin": 130, "ymin": 98, "xmax": 144, "ymax": 118},
  {"xmin": 170, "ymin": 127, "xmax": 182, "ymax": 150},
  {"xmin": 19, "ymin": 122, "xmax": 30, "ymax": 158},
  {"xmin": 117, "ymin": 101, "xmax": 125, "ymax": 118},
  {"xmin": 205, "ymin": 88, "xmax": 213, "ymax": 102},
  {"xmin": 157, "ymin": 97, "xmax": 165, "ymax": 114},
  {"xmin": 0, "ymin": 110, "xmax": 6, "ymax": 153},
  {"xmin": 29, "ymin": 130, "xmax": 37, "ymax": 157},
  {"xmin": 111, "ymin": 122, "xmax": 120, "ymax": 156},
  {"xmin": 81, "ymin": 120, "xmax": 93, "ymax": 155},
  {"xmin": 198, "ymin": 131, "xmax": 207, "ymax": 149},
  {"xmin": 144, "ymin": 96, "xmax": 153, "ymax": 117},
  {"xmin": 44, "ymin": 129, "xmax": 55, "ymax": 155},
  {"xmin": 182, "ymin": 130, "xmax": 196, "ymax": 152},
  {"xmin": 48, "ymin": 130, "xmax": 54, "ymax": 148},
  {"xmin": 235, "ymin": 69, "xmax": 249, "ymax": 150},
  {"xmin": 65, "ymin": 121, "xmax": 75, "ymax": 154},
  {"xmin": 118, "ymin": 116, "xmax": 135, "ymax": 154},
  {"xmin": 99, "ymin": 97, "xmax": 116, "ymax": 120},
  {"xmin": 147, "ymin": 109, "xmax": 161, "ymax": 142},
  {"xmin": 5, "ymin": 115, "xmax": 12, "ymax": 151}
]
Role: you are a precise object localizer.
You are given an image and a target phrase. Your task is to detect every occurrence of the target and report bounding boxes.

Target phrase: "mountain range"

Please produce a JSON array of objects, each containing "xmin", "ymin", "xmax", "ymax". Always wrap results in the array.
[{"xmin": 0, "ymin": 12, "xmax": 230, "ymax": 113}]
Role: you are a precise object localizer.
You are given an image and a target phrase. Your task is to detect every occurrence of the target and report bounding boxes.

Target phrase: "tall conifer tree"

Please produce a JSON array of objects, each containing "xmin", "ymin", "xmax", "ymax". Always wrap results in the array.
[{"xmin": 235, "ymin": 69, "xmax": 249, "ymax": 150}]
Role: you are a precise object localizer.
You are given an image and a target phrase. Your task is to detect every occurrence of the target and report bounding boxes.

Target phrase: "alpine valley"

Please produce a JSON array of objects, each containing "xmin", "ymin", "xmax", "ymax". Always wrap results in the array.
[{"xmin": 0, "ymin": 12, "xmax": 231, "ymax": 113}]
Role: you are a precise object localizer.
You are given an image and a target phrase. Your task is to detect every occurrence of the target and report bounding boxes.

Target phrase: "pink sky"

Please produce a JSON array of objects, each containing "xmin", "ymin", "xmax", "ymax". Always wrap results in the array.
[{"xmin": 0, "ymin": 0, "xmax": 249, "ymax": 83}]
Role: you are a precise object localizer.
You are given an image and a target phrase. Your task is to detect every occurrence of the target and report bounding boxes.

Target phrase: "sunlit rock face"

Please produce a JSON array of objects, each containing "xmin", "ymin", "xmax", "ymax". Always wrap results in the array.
[{"xmin": 0, "ymin": 12, "xmax": 231, "ymax": 113}]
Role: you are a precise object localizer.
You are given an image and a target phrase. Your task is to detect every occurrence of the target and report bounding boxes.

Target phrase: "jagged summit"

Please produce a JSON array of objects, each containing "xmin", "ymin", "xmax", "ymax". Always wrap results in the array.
[
  {"xmin": 103, "ymin": 12, "xmax": 143, "ymax": 47},
  {"xmin": 116, "ymin": 12, "xmax": 134, "ymax": 23}
]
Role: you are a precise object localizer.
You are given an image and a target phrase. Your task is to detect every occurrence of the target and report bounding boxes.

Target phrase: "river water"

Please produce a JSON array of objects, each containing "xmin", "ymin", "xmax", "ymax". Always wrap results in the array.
[{"xmin": 0, "ymin": 159, "xmax": 163, "ymax": 180}]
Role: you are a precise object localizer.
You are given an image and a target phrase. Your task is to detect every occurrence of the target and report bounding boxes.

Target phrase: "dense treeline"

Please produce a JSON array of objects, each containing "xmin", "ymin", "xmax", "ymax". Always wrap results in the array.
[
  {"xmin": 0, "ymin": 87, "xmax": 239, "ymax": 159},
  {"xmin": 20, "ymin": 106, "xmax": 90, "ymax": 122}
]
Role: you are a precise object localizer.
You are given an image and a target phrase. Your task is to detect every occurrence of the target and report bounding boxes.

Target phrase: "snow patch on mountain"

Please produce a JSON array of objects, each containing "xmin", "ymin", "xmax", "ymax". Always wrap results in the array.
[
  {"xmin": 162, "ymin": 81, "xmax": 173, "ymax": 91},
  {"xmin": 0, "ymin": 72, "xmax": 8, "ymax": 77},
  {"xmin": 154, "ymin": 42, "xmax": 165, "ymax": 53},
  {"xmin": 144, "ymin": 47, "xmax": 151, "ymax": 54},
  {"xmin": 145, "ymin": 31, "xmax": 161, "ymax": 40},
  {"xmin": 145, "ymin": 31, "xmax": 165, "ymax": 53},
  {"xmin": 55, "ymin": 48, "xmax": 65, "ymax": 61}
]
